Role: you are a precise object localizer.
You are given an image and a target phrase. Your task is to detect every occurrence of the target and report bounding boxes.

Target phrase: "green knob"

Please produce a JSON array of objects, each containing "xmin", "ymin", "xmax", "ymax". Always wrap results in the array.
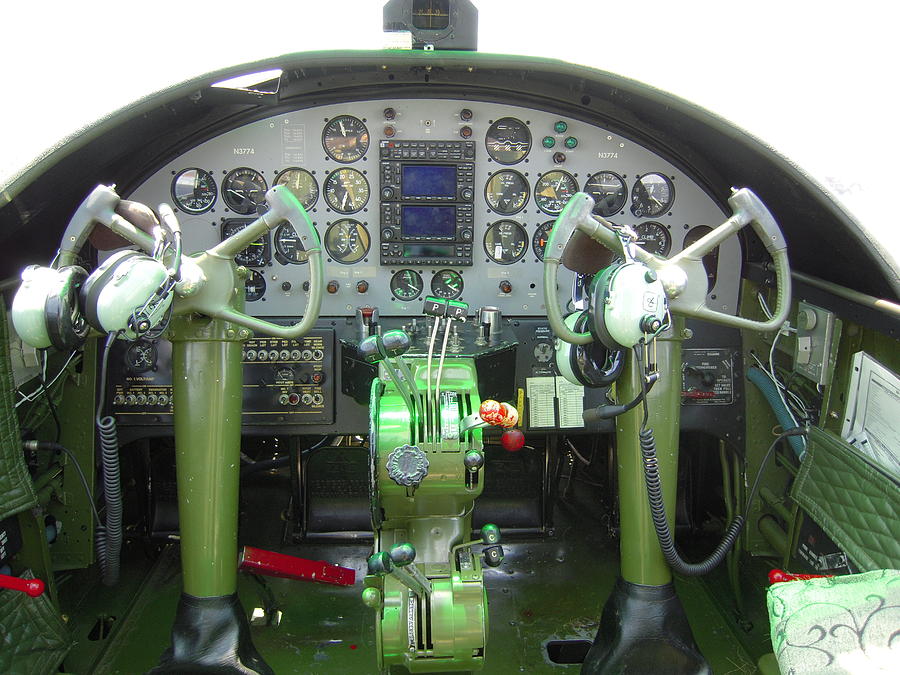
[
  {"xmin": 367, "ymin": 551, "xmax": 393, "ymax": 576},
  {"xmin": 564, "ymin": 136, "xmax": 578, "ymax": 149},
  {"xmin": 389, "ymin": 542, "xmax": 417, "ymax": 566},
  {"xmin": 554, "ymin": 120, "xmax": 568, "ymax": 133},
  {"xmin": 362, "ymin": 586, "xmax": 382, "ymax": 609},
  {"xmin": 542, "ymin": 135, "xmax": 556, "ymax": 149}
]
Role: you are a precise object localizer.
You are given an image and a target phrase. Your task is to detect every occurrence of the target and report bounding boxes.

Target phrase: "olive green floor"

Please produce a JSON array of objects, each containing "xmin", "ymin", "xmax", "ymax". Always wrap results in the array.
[{"xmin": 60, "ymin": 517, "xmax": 762, "ymax": 674}]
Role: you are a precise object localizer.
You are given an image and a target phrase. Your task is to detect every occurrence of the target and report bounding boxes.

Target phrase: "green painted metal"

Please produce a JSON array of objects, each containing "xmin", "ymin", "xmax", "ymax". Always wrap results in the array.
[
  {"xmin": 365, "ymin": 356, "xmax": 491, "ymax": 672},
  {"xmin": 616, "ymin": 318, "xmax": 684, "ymax": 586},
  {"xmin": 169, "ymin": 313, "xmax": 246, "ymax": 597}
]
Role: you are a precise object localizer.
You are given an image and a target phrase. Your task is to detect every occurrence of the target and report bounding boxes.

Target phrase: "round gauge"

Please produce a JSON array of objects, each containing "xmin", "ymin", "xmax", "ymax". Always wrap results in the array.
[
  {"xmin": 221, "ymin": 220, "xmax": 270, "ymax": 267},
  {"xmin": 274, "ymin": 168, "xmax": 319, "ymax": 210},
  {"xmin": 532, "ymin": 221, "xmax": 555, "ymax": 261},
  {"xmin": 273, "ymin": 223, "xmax": 308, "ymax": 264},
  {"xmin": 171, "ymin": 168, "xmax": 217, "ymax": 214},
  {"xmin": 484, "ymin": 170, "xmax": 529, "ymax": 215},
  {"xmin": 322, "ymin": 115, "xmax": 370, "ymax": 163},
  {"xmin": 485, "ymin": 117, "xmax": 531, "ymax": 164},
  {"xmin": 324, "ymin": 219, "xmax": 370, "ymax": 264},
  {"xmin": 431, "ymin": 269, "xmax": 464, "ymax": 300},
  {"xmin": 125, "ymin": 340, "xmax": 156, "ymax": 374},
  {"xmin": 484, "ymin": 220, "xmax": 528, "ymax": 264},
  {"xmin": 584, "ymin": 171, "xmax": 627, "ymax": 217},
  {"xmin": 244, "ymin": 269, "xmax": 266, "ymax": 302},
  {"xmin": 222, "ymin": 168, "xmax": 268, "ymax": 215},
  {"xmin": 390, "ymin": 269, "xmax": 424, "ymax": 301},
  {"xmin": 324, "ymin": 168, "xmax": 369, "ymax": 214},
  {"xmin": 633, "ymin": 221, "xmax": 672, "ymax": 257},
  {"xmin": 631, "ymin": 173, "xmax": 675, "ymax": 218},
  {"xmin": 534, "ymin": 170, "xmax": 578, "ymax": 215}
]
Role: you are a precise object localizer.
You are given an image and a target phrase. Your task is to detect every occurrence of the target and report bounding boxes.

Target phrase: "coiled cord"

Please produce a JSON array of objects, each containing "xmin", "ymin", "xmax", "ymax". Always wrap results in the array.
[
  {"xmin": 634, "ymin": 343, "xmax": 807, "ymax": 576},
  {"xmin": 95, "ymin": 333, "xmax": 122, "ymax": 586}
]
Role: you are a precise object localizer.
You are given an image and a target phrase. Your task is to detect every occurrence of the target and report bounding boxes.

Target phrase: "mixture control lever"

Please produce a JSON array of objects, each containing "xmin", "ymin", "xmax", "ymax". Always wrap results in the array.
[
  {"xmin": 449, "ymin": 523, "xmax": 505, "ymax": 568},
  {"xmin": 367, "ymin": 544, "xmax": 432, "ymax": 598}
]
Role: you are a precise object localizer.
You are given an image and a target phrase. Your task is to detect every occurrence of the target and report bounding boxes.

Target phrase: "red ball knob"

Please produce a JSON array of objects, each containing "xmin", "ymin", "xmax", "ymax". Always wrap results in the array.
[{"xmin": 501, "ymin": 429, "xmax": 525, "ymax": 452}]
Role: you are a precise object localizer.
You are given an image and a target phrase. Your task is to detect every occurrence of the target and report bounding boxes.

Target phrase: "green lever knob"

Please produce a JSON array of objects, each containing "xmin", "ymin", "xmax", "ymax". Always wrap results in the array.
[
  {"xmin": 361, "ymin": 586, "xmax": 382, "ymax": 609},
  {"xmin": 389, "ymin": 542, "xmax": 417, "ymax": 566},
  {"xmin": 481, "ymin": 524, "xmax": 504, "ymax": 568},
  {"xmin": 481, "ymin": 523, "xmax": 501, "ymax": 544},
  {"xmin": 464, "ymin": 449, "xmax": 485, "ymax": 472},
  {"xmin": 367, "ymin": 551, "xmax": 394, "ymax": 576}
]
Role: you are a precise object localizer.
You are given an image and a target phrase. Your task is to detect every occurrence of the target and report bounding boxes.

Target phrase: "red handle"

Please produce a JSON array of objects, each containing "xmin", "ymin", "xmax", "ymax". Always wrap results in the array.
[
  {"xmin": 768, "ymin": 568, "xmax": 834, "ymax": 584},
  {"xmin": 0, "ymin": 573, "xmax": 45, "ymax": 597},
  {"xmin": 239, "ymin": 546, "xmax": 355, "ymax": 587}
]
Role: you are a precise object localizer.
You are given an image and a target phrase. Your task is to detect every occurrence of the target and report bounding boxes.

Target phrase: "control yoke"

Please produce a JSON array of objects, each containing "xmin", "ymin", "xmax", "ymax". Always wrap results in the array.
[
  {"xmin": 544, "ymin": 187, "xmax": 791, "ymax": 345},
  {"xmin": 62, "ymin": 184, "xmax": 324, "ymax": 339}
]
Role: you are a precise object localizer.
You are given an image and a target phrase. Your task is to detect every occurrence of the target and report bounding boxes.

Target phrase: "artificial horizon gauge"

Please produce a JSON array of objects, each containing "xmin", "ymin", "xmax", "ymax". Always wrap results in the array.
[
  {"xmin": 631, "ymin": 172, "xmax": 675, "ymax": 218},
  {"xmin": 485, "ymin": 117, "xmax": 531, "ymax": 164},
  {"xmin": 484, "ymin": 170, "xmax": 529, "ymax": 214},
  {"xmin": 171, "ymin": 168, "xmax": 217, "ymax": 214},
  {"xmin": 125, "ymin": 340, "xmax": 157, "ymax": 374},
  {"xmin": 633, "ymin": 221, "xmax": 672, "ymax": 257},
  {"xmin": 584, "ymin": 171, "xmax": 627, "ymax": 217},
  {"xmin": 431, "ymin": 269, "xmax": 463, "ymax": 299},
  {"xmin": 222, "ymin": 168, "xmax": 268, "ymax": 215},
  {"xmin": 273, "ymin": 223, "xmax": 308, "ymax": 264},
  {"xmin": 484, "ymin": 220, "xmax": 528, "ymax": 264},
  {"xmin": 324, "ymin": 219, "xmax": 370, "ymax": 264},
  {"xmin": 244, "ymin": 269, "xmax": 266, "ymax": 302},
  {"xmin": 221, "ymin": 219, "xmax": 270, "ymax": 267},
  {"xmin": 389, "ymin": 269, "xmax": 424, "ymax": 301},
  {"xmin": 274, "ymin": 168, "xmax": 319, "ymax": 210},
  {"xmin": 322, "ymin": 115, "xmax": 370, "ymax": 163},
  {"xmin": 532, "ymin": 221, "xmax": 554, "ymax": 261},
  {"xmin": 324, "ymin": 168, "xmax": 369, "ymax": 214},
  {"xmin": 534, "ymin": 170, "xmax": 578, "ymax": 215}
]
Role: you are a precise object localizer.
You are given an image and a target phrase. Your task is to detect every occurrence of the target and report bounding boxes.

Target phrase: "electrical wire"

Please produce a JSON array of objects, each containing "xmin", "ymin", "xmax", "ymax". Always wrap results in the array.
[
  {"xmin": 433, "ymin": 318, "xmax": 453, "ymax": 436},
  {"xmin": 37, "ymin": 350, "xmax": 61, "ymax": 443},
  {"xmin": 425, "ymin": 317, "xmax": 440, "ymax": 441},
  {"xmin": 27, "ymin": 441, "xmax": 102, "ymax": 525},
  {"xmin": 15, "ymin": 350, "xmax": 80, "ymax": 408}
]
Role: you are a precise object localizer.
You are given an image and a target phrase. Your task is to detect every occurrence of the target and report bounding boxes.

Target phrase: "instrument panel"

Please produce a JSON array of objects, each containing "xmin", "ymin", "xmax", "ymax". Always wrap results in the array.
[{"xmin": 129, "ymin": 99, "xmax": 740, "ymax": 317}]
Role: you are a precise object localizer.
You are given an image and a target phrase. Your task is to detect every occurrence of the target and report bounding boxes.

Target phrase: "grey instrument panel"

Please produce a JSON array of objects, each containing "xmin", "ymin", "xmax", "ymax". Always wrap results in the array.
[{"xmin": 128, "ymin": 99, "xmax": 739, "ymax": 317}]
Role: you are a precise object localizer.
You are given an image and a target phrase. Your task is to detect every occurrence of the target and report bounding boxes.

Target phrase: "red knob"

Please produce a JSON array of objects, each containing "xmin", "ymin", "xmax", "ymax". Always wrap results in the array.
[
  {"xmin": 0, "ymin": 573, "xmax": 45, "ymax": 597},
  {"xmin": 501, "ymin": 429, "xmax": 525, "ymax": 452}
]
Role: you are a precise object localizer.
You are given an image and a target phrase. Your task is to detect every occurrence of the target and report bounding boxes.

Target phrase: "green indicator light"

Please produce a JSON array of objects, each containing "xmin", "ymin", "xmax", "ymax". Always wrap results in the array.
[
  {"xmin": 564, "ymin": 136, "xmax": 578, "ymax": 149},
  {"xmin": 542, "ymin": 135, "xmax": 556, "ymax": 148},
  {"xmin": 554, "ymin": 120, "xmax": 568, "ymax": 133}
]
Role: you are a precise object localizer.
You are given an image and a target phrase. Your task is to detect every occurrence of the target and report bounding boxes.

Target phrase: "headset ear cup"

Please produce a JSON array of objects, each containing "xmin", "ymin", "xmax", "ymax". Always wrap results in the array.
[
  {"xmin": 44, "ymin": 266, "xmax": 89, "ymax": 351},
  {"xmin": 569, "ymin": 311, "xmax": 626, "ymax": 388},
  {"xmin": 79, "ymin": 250, "xmax": 141, "ymax": 333},
  {"xmin": 589, "ymin": 263, "xmax": 626, "ymax": 351}
]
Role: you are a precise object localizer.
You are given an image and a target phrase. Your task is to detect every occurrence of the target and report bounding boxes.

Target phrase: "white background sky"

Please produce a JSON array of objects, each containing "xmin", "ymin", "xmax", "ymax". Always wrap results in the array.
[{"xmin": 1, "ymin": 0, "xmax": 897, "ymax": 263}]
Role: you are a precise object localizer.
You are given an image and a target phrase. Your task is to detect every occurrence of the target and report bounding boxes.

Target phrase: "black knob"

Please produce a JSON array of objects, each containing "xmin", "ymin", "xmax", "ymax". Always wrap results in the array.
[
  {"xmin": 358, "ymin": 335, "xmax": 382, "ymax": 364},
  {"xmin": 326, "ymin": 280, "xmax": 340, "ymax": 294},
  {"xmin": 384, "ymin": 125, "xmax": 396, "ymax": 138},
  {"xmin": 460, "ymin": 229, "xmax": 473, "ymax": 242},
  {"xmin": 384, "ymin": 107, "xmax": 396, "ymax": 120},
  {"xmin": 461, "ymin": 188, "xmax": 474, "ymax": 201},
  {"xmin": 381, "ymin": 187, "xmax": 395, "ymax": 200},
  {"xmin": 499, "ymin": 280, "xmax": 512, "ymax": 294},
  {"xmin": 381, "ymin": 228, "xmax": 394, "ymax": 241},
  {"xmin": 553, "ymin": 152, "xmax": 566, "ymax": 164},
  {"xmin": 367, "ymin": 551, "xmax": 394, "ymax": 576},
  {"xmin": 356, "ymin": 280, "xmax": 369, "ymax": 294},
  {"xmin": 302, "ymin": 281, "xmax": 310, "ymax": 292},
  {"xmin": 464, "ymin": 449, "xmax": 484, "ymax": 472},
  {"xmin": 481, "ymin": 524, "xmax": 503, "ymax": 567},
  {"xmin": 389, "ymin": 542, "xmax": 416, "ymax": 566},
  {"xmin": 281, "ymin": 281, "xmax": 292, "ymax": 292},
  {"xmin": 460, "ymin": 108, "xmax": 473, "ymax": 121},
  {"xmin": 381, "ymin": 329, "xmax": 411, "ymax": 358},
  {"xmin": 459, "ymin": 125, "xmax": 473, "ymax": 139}
]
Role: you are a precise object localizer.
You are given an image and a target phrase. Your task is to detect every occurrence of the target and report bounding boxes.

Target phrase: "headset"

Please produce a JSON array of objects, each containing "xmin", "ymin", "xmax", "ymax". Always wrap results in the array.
[{"xmin": 555, "ymin": 311, "xmax": 626, "ymax": 388}]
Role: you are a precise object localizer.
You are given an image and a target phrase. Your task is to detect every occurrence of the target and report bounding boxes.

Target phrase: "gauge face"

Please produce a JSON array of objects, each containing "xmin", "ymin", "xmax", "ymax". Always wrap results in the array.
[
  {"xmin": 431, "ymin": 269, "xmax": 463, "ymax": 300},
  {"xmin": 324, "ymin": 168, "xmax": 369, "ymax": 214},
  {"xmin": 633, "ymin": 221, "xmax": 672, "ymax": 257},
  {"xmin": 171, "ymin": 168, "xmax": 217, "ymax": 214},
  {"xmin": 244, "ymin": 269, "xmax": 266, "ymax": 302},
  {"xmin": 274, "ymin": 168, "xmax": 318, "ymax": 210},
  {"xmin": 485, "ymin": 170, "xmax": 529, "ymax": 215},
  {"xmin": 631, "ymin": 173, "xmax": 675, "ymax": 218},
  {"xmin": 221, "ymin": 219, "xmax": 270, "ymax": 267},
  {"xmin": 485, "ymin": 117, "xmax": 531, "ymax": 164},
  {"xmin": 484, "ymin": 220, "xmax": 528, "ymax": 264},
  {"xmin": 273, "ymin": 223, "xmax": 308, "ymax": 264},
  {"xmin": 534, "ymin": 170, "xmax": 578, "ymax": 215},
  {"xmin": 125, "ymin": 341, "xmax": 156, "ymax": 374},
  {"xmin": 585, "ymin": 171, "xmax": 627, "ymax": 217},
  {"xmin": 324, "ymin": 219, "xmax": 370, "ymax": 264},
  {"xmin": 322, "ymin": 115, "xmax": 369, "ymax": 163},
  {"xmin": 532, "ymin": 221, "xmax": 555, "ymax": 261},
  {"xmin": 390, "ymin": 269, "xmax": 424, "ymax": 301},
  {"xmin": 222, "ymin": 168, "xmax": 268, "ymax": 215}
]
